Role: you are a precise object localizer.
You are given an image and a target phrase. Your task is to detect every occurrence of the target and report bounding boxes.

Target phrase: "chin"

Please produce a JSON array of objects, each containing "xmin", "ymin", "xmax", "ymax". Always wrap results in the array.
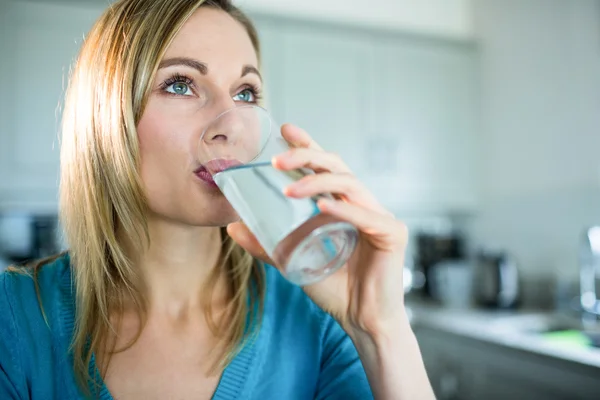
[
  {"xmin": 148, "ymin": 187, "xmax": 242, "ymax": 227},
  {"xmin": 186, "ymin": 201, "xmax": 241, "ymax": 227},
  {"xmin": 205, "ymin": 212, "xmax": 241, "ymax": 227}
]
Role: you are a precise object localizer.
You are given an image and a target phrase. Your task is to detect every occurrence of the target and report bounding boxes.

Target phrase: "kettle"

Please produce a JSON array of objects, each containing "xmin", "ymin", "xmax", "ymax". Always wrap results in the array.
[{"xmin": 474, "ymin": 251, "xmax": 520, "ymax": 309}]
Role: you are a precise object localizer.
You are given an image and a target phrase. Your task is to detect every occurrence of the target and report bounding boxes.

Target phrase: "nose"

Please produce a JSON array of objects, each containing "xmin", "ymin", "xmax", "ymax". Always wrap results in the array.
[
  {"xmin": 198, "ymin": 104, "xmax": 263, "ymax": 166},
  {"xmin": 203, "ymin": 106, "xmax": 245, "ymax": 144}
]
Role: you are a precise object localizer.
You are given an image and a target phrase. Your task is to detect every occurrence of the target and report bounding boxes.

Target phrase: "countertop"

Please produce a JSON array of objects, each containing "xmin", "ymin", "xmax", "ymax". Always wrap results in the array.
[{"xmin": 406, "ymin": 299, "xmax": 600, "ymax": 369}]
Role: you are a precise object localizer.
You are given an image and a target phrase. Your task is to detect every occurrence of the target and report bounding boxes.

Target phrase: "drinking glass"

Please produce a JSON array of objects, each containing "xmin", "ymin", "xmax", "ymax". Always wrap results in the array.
[{"xmin": 197, "ymin": 105, "xmax": 358, "ymax": 286}]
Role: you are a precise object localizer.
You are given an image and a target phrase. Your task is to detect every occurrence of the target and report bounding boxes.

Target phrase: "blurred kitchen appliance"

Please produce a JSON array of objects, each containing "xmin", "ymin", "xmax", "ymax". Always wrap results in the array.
[
  {"xmin": 473, "ymin": 250, "xmax": 520, "ymax": 309},
  {"xmin": 579, "ymin": 226, "xmax": 600, "ymax": 316},
  {"xmin": 428, "ymin": 260, "xmax": 473, "ymax": 308},
  {"xmin": 0, "ymin": 213, "xmax": 59, "ymax": 265},
  {"xmin": 414, "ymin": 231, "xmax": 466, "ymax": 298}
]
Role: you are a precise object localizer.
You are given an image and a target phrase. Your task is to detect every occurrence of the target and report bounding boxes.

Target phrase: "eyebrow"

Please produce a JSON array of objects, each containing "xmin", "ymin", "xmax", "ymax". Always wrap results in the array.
[
  {"xmin": 158, "ymin": 57, "xmax": 262, "ymax": 82},
  {"xmin": 242, "ymin": 65, "xmax": 262, "ymax": 82},
  {"xmin": 158, "ymin": 57, "xmax": 208, "ymax": 74}
]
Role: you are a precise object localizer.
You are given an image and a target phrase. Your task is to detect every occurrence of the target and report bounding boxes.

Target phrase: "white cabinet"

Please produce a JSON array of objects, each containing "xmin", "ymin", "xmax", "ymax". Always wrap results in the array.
[
  {"xmin": 0, "ymin": 0, "xmax": 12, "ymax": 205},
  {"xmin": 365, "ymin": 38, "xmax": 480, "ymax": 212},
  {"xmin": 262, "ymin": 22, "xmax": 370, "ymax": 173},
  {"xmin": 0, "ymin": 1, "xmax": 101, "ymax": 211},
  {"xmin": 254, "ymin": 17, "xmax": 480, "ymax": 213},
  {"xmin": 254, "ymin": 20, "xmax": 285, "ymax": 122}
]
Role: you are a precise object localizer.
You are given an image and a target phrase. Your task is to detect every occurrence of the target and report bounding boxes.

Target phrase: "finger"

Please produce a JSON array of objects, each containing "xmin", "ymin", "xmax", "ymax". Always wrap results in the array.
[
  {"xmin": 281, "ymin": 124, "xmax": 323, "ymax": 150},
  {"xmin": 273, "ymin": 147, "xmax": 351, "ymax": 174},
  {"xmin": 226, "ymin": 222, "xmax": 276, "ymax": 266},
  {"xmin": 317, "ymin": 198, "xmax": 407, "ymax": 250},
  {"xmin": 285, "ymin": 173, "xmax": 385, "ymax": 213}
]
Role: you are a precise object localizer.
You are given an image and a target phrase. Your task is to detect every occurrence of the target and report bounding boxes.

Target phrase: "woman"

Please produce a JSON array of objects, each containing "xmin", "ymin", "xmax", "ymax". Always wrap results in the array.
[{"xmin": 0, "ymin": 0, "xmax": 434, "ymax": 399}]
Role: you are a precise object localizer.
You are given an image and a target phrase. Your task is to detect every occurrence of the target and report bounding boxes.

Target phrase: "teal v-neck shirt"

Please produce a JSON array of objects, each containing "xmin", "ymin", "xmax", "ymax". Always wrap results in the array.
[{"xmin": 0, "ymin": 254, "xmax": 373, "ymax": 399}]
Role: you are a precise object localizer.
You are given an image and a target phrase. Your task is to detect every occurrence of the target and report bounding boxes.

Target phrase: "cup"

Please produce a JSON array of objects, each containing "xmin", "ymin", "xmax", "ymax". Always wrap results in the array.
[{"xmin": 197, "ymin": 105, "xmax": 358, "ymax": 286}]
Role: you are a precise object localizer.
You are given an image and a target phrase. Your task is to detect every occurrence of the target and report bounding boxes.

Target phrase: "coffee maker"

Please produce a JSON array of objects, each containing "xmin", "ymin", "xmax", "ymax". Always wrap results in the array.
[{"xmin": 414, "ymin": 230, "xmax": 466, "ymax": 298}]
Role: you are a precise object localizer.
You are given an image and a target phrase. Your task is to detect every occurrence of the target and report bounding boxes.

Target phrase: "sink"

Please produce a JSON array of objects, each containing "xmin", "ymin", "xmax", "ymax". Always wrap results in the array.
[
  {"xmin": 489, "ymin": 313, "xmax": 600, "ymax": 348},
  {"xmin": 490, "ymin": 313, "xmax": 577, "ymax": 331}
]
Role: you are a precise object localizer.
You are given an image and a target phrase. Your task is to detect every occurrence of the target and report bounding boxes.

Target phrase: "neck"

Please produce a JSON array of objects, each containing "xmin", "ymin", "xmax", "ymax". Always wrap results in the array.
[{"xmin": 125, "ymin": 216, "xmax": 228, "ymax": 318}]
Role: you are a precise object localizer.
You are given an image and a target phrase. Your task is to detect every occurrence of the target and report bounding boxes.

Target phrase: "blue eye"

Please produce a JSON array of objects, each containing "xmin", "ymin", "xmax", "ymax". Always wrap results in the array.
[
  {"xmin": 233, "ymin": 88, "xmax": 256, "ymax": 103},
  {"xmin": 166, "ymin": 82, "xmax": 193, "ymax": 96}
]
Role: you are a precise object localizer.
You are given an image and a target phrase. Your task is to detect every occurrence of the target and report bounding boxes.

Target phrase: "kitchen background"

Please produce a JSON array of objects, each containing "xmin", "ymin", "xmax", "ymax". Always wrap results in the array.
[{"xmin": 1, "ymin": 0, "xmax": 599, "ymax": 398}]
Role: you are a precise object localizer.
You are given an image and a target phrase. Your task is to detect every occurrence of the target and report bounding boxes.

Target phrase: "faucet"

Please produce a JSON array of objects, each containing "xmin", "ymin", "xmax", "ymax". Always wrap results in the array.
[{"xmin": 580, "ymin": 226, "xmax": 600, "ymax": 317}]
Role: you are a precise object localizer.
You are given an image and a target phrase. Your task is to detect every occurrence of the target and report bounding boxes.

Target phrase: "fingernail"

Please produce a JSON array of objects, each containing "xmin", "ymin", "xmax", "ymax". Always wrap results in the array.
[
  {"xmin": 271, "ymin": 156, "xmax": 283, "ymax": 168},
  {"xmin": 318, "ymin": 198, "xmax": 335, "ymax": 209},
  {"xmin": 282, "ymin": 185, "xmax": 296, "ymax": 196},
  {"xmin": 272, "ymin": 151, "xmax": 291, "ymax": 164}
]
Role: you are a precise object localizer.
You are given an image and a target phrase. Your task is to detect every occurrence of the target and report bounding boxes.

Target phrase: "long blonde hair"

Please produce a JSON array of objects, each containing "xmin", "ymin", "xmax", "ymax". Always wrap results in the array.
[{"xmin": 58, "ymin": 0, "xmax": 265, "ymax": 394}]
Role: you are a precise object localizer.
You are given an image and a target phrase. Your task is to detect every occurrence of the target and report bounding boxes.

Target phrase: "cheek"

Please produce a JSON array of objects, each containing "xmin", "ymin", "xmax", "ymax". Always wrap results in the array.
[
  {"xmin": 137, "ymin": 100, "xmax": 208, "ymax": 165},
  {"xmin": 138, "ymin": 112, "xmax": 177, "ymax": 172},
  {"xmin": 136, "ymin": 105, "xmax": 193, "ymax": 200},
  {"xmin": 135, "ymin": 98, "xmax": 240, "ymax": 225},
  {"xmin": 135, "ymin": 100, "xmax": 221, "ymax": 221}
]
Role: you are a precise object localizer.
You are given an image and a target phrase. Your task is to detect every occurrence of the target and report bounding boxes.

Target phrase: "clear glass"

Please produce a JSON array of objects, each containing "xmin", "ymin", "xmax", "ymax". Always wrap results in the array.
[{"xmin": 197, "ymin": 105, "xmax": 357, "ymax": 286}]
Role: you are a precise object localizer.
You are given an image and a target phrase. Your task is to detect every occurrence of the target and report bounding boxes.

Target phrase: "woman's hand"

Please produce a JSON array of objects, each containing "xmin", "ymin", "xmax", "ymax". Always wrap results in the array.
[
  {"xmin": 228, "ymin": 124, "xmax": 434, "ymax": 400},
  {"xmin": 227, "ymin": 123, "xmax": 409, "ymax": 341}
]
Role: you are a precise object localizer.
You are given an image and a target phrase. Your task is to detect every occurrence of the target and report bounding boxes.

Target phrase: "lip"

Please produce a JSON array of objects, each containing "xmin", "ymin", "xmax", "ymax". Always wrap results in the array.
[
  {"xmin": 194, "ymin": 159, "xmax": 243, "ymax": 188},
  {"xmin": 194, "ymin": 166, "xmax": 219, "ymax": 188}
]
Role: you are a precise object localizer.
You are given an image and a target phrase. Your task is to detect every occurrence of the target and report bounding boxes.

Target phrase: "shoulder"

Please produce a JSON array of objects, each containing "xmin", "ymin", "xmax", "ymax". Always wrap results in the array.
[
  {"xmin": 0, "ymin": 253, "xmax": 73, "ymax": 348},
  {"xmin": 0, "ymin": 254, "xmax": 73, "ymax": 397},
  {"xmin": 0, "ymin": 254, "xmax": 72, "ymax": 323}
]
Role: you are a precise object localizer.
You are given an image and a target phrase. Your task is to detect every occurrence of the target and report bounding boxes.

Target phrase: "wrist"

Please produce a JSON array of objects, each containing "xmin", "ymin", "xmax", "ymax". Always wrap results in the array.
[
  {"xmin": 348, "ymin": 309, "xmax": 415, "ymax": 351},
  {"xmin": 349, "ymin": 310, "xmax": 430, "ymax": 400}
]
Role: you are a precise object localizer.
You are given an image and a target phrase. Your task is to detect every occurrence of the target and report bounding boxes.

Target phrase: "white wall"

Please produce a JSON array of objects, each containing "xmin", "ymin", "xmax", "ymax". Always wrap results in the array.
[
  {"xmin": 238, "ymin": 0, "xmax": 474, "ymax": 39},
  {"xmin": 472, "ymin": 0, "xmax": 600, "ymax": 281}
]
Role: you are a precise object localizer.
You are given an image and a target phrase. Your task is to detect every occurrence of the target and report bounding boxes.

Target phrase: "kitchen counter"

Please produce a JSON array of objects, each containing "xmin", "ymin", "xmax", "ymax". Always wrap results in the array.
[{"xmin": 406, "ymin": 300, "xmax": 600, "ymax": 369}]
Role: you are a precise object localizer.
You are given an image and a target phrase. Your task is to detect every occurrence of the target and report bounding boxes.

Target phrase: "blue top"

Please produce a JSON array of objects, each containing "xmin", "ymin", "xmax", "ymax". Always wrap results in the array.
[{"xmin": 0, "ymin": 254, "xmax": 373, "ymax": 399}]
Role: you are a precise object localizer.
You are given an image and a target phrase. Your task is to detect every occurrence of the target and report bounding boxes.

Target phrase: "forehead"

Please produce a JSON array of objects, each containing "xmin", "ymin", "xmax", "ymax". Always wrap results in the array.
[{"xmin": 163, "ymin": 7, "xmax": 258, "ymax": 68}]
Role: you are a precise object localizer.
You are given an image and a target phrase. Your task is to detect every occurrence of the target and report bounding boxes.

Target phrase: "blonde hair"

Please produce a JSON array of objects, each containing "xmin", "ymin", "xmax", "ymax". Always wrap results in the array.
[{"xmin": 58, "ymin": 0, "xmax": 265, "ymax": 395}]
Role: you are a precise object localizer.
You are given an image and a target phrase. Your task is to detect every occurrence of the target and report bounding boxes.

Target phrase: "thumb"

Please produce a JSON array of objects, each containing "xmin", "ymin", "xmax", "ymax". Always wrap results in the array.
[{"xmin": 226, "ymin": 222, "xmax": 276, "ymax": 266}]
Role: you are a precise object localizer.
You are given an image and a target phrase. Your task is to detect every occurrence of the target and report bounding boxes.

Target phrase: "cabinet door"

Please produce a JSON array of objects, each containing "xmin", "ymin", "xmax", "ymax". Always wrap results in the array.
[
  {"xmin": 475, "ymin": 369, "xmax": 568, "ymax": 400},
  {"xmin": 415, "ymin": 327, "xmax": 479, "ymax": 400},
  {"xmin": 366, "ymin": 38, "xmax": 479, "ymax": 212},
  {"xmin": 275, "ymin": 23, "xmax": 370, "ymax": 173},
  {"xmin": 0, "ymin": 1, "xmax": 101, "ymax": 210},
  {"xmin": 471, "ymin": 341, "xmax": 600, "ymax": 400},
  {"xmin": 252, "ymin": 17, "xmax": 286, "ymax": 124},
  {"xmin": 246, "ymin": 19, "xmax": 480, "ymax": 213}
]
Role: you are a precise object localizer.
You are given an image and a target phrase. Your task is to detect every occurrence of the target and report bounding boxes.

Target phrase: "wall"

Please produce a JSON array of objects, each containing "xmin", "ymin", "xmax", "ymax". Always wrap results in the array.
[
  {"xmin": 239, "ymin": 0, "xmax": 474, "ymax": 39},
  {"xmin": 27, "ymin": 0, "xmax": 474, "ymax": 39},
  {"xmin": 472, "ymin": 0, "xmax": 600, "ymax": 284}
]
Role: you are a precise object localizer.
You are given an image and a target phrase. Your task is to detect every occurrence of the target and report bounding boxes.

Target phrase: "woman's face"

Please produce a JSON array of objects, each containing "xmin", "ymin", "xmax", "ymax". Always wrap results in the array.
[{"xmin": 137, "ymin": 7, "xmax": 261, "ymax": 227}]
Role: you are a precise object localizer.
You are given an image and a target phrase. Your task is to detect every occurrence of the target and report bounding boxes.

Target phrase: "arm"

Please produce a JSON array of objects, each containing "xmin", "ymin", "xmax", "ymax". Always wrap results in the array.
[
  {"xmin": 350, "ymin": 313, "xmax": 435, "ymax": 400},
  {"xmin": 227, "ymin": 124, "xmax": 435, "ymax": 399}
]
